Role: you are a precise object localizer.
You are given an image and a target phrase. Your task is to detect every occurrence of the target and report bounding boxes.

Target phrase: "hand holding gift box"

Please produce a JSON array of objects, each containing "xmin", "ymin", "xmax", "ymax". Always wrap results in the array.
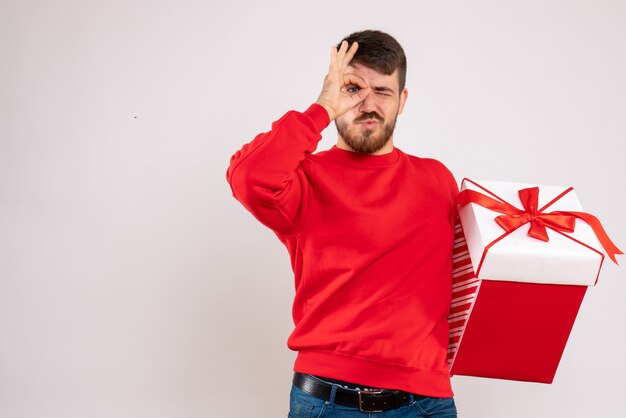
[{"xmin": 448, "ymin": 179, "xmax": 622, "ymax": 383}]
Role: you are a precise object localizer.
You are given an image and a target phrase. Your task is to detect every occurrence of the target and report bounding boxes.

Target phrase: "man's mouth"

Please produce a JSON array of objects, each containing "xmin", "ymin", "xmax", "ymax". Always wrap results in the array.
[
  {"xmin": 355, "ymin": 113, "xmax": 383, "ymax": 127},
  {"xmin": 357, "ymin": 118, "xmax": 381, "ymax": 128}
]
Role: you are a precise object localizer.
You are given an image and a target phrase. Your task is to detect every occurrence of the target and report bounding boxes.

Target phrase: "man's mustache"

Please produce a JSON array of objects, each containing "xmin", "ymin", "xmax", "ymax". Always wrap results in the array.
[{"xmin": 354, "ymin": 112, "xmax": 383, "ymax": 123}]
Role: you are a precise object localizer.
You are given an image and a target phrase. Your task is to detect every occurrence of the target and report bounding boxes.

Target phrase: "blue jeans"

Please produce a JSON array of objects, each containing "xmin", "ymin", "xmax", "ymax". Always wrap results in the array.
[{"xmin": 288, "ymin": 384, "xmax": 457, "ymax": 417}]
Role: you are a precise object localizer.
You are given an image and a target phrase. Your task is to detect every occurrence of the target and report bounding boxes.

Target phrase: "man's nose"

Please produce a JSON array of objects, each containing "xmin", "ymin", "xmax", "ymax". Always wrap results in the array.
[{"xmin": 358, "ymin": 91, "xmax": 376, "ymax": 113}]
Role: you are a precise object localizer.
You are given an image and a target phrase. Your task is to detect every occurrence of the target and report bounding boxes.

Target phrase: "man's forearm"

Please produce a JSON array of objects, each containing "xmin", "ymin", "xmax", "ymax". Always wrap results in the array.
[{"xmin": 226, "ymin": 104, "xmax": 329, "ymax": 234}]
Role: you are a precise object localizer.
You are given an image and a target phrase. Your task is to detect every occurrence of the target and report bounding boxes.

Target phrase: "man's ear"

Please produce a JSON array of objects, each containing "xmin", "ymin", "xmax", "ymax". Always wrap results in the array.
[{"xmin": 398, "ymin": 88, "xmax": 408, "ymax": 115}]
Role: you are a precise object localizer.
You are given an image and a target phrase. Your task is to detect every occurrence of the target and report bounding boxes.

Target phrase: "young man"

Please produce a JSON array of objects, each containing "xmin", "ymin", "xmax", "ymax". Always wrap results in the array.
[{"xmin": 227, "ymin": 30, "xmax": 458, "ymax": 417}]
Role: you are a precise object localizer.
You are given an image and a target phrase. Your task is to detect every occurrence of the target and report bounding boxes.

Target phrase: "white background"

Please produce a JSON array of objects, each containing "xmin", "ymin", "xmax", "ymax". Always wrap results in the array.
[{"xmin": 1, "ymin": 1, "xmax": 625, "ymax": 417}]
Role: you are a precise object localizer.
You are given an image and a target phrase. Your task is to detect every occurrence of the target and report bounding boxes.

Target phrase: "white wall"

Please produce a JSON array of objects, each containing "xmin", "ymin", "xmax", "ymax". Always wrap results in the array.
[{"xmin": 1, "ymin": 1, "xmax": 625, "ymax": 417}]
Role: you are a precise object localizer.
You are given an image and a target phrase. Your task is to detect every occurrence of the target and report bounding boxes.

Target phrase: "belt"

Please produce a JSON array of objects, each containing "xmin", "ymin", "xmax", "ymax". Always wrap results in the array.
[{"xmin": 293, "ymin": 372, "xmax": 419, "ymax": 413}]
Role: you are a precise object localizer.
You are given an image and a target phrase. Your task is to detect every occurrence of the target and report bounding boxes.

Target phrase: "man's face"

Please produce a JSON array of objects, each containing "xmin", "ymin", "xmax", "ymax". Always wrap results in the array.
[{"xmin": 335, "ymin": 63, "xmax": 408, "ymax": 155}]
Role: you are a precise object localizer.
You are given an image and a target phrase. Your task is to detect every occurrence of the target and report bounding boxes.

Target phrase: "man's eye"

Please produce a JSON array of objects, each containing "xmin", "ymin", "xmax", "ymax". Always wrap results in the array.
[{"xmin": 347, "ymin": 86, "xmax": 360, "ymax": 94}]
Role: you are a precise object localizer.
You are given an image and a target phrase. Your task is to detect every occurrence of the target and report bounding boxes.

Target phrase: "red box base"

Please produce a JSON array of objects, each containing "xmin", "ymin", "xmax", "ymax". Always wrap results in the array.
[{"xmin": 450, "ymin": 280, "xmax": 587, "ymax": 383}]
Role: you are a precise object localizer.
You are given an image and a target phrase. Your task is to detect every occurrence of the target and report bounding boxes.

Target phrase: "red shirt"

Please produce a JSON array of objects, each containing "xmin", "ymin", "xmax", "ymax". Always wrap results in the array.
[{"xmin": 227, "ymin": 104, "xmax": 458, "ymax": 397}]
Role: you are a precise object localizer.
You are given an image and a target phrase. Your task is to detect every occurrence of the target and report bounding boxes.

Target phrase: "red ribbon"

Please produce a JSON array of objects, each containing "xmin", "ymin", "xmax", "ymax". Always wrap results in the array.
[{"xmin": 457, "ymin": 186, "xmax": 623, "ymax": 264}]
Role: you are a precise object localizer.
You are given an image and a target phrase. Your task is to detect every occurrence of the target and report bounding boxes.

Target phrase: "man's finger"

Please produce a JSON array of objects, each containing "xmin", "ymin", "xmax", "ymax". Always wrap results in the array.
[
  {"xmin": 337, "ymin": 40, "xmax": 349, "ymax": 55},
  {"xmin": 343, "ymin": 41, "xmax": 359, "ymax": 66},
  {"xmin": 342, "ymin": 73, "xmax": 369, "ymax": 90},
  {"xmin": 336, "ymin": 40, "xmax": 351, "ymax": 66}
]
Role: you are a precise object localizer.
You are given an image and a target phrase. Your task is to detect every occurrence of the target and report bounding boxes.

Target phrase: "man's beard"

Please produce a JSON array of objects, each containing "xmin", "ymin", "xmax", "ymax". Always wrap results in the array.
[{"xmin": 335, "ymin": 112, "xmax": 397, "ymax": 154}]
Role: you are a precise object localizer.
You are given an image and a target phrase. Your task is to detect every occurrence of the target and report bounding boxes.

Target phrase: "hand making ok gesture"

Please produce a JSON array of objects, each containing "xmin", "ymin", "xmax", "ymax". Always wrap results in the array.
[{"xmin": 316, "ymin": 41, "xmax": 371, "ymax": 121}]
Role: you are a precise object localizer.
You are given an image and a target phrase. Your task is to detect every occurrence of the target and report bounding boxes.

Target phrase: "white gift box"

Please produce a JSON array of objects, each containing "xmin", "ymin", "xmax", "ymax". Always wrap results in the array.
[
  {"xmin": 447, "ymin": 217, "xmax": 589, "ymax": 383},
  {"xmin": 458, "ymin": 179, "xmax": 607, "ymax": 286}
]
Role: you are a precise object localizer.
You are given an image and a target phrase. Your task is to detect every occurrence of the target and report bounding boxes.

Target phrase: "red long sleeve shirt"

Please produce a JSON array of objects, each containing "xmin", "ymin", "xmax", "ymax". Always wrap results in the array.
[{"xmin": 227, "ymin": 104, "xmax": 458, "ymax": 397}]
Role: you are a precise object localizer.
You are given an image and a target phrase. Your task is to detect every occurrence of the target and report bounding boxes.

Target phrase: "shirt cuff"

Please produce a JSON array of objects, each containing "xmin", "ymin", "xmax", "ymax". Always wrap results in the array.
[{"xmin": 304, "ymin": 103, "xmax": 331, "ymax": 133}]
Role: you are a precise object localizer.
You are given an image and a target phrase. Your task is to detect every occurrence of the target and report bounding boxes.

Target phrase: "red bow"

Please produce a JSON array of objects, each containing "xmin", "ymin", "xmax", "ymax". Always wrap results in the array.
[{"xmin": 457, "ymin": 186, "xmax": 623, "ymax": 264}]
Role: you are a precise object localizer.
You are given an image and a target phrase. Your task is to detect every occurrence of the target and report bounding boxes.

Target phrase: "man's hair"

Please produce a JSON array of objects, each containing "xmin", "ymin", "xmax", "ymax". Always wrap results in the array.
[{"xmin": 339, "ymin": 30, "xmax": 407, "ymax": 92}]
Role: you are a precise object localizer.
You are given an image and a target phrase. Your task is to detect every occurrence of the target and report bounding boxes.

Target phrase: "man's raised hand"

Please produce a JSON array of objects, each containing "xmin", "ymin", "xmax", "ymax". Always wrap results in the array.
[{"xmin": 316, "ymin": 41, "xmax": 371, "ymax": 121}]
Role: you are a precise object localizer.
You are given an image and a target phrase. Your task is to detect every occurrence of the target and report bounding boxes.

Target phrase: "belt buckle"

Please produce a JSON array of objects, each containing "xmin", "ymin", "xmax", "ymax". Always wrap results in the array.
[{"xmin": 358, "ymin": 389, "xmax": 385, "ymax": 413}]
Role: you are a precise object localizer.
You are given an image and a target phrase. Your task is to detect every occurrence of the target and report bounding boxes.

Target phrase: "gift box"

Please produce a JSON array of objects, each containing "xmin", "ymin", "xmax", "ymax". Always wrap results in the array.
[{"xmin": 447, "ymin": 179, "xmax": 621, "ymax": 383}]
